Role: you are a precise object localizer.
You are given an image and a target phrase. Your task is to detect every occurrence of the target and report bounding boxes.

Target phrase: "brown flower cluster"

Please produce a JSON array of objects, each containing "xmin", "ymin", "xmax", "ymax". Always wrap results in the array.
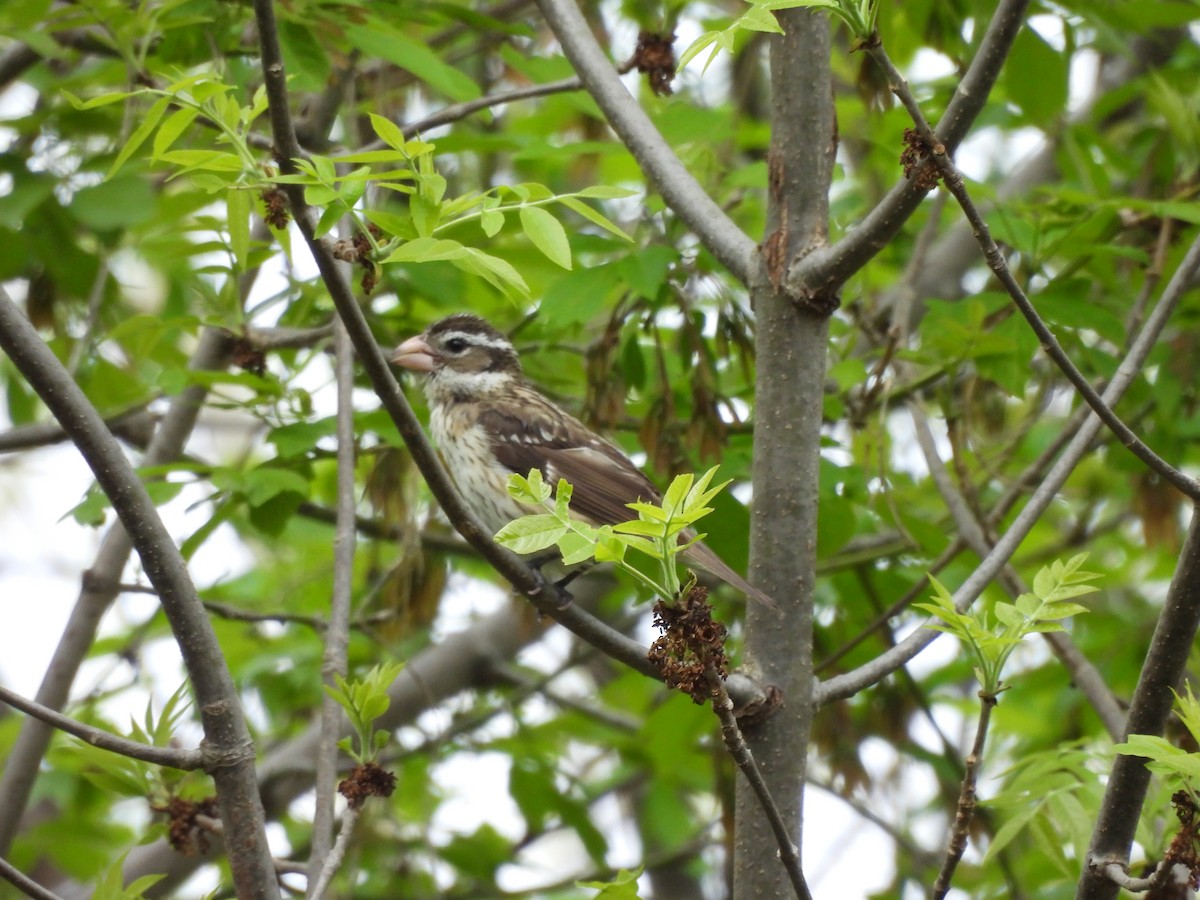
[
  {"xmin": 1145, "ymin": 791, "xmax": 1200, "ymax": 898},
  {"xmin": 164, "ymin": 795, "xmax": 221, "ymax": 855},
  {"xmin": 900, "ymin": 127, "xmax": 942, "ymax": 191},
  {"xmin": 647, "ymin": 584, "xmax": 728, "ymax": 705},
  {"xmin": 632, "ymin": 32, "xmax": 676, "ymax": 97},
  {"xmin": 338, "ymin": 761, "xmax": 398, "ymax": 809}
]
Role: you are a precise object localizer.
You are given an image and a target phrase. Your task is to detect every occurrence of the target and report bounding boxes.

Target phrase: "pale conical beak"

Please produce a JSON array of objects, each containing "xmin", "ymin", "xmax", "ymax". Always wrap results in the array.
[{"xmin": 391, "ymin": 335, "xmax": 436, "ymax": 372}]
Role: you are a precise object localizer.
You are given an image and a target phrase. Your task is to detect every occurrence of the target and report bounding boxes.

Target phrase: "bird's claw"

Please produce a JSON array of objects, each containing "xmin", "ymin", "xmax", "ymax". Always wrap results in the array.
[{"xmin": 524, "ymin": 566, "xmax": 574, "ymax": 610}]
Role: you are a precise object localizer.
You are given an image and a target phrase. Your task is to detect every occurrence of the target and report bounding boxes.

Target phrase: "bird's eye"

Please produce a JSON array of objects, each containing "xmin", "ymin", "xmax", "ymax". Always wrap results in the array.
[{"xmin": 444, "ymin": 337, "xmax": 469, "ymax": 353}]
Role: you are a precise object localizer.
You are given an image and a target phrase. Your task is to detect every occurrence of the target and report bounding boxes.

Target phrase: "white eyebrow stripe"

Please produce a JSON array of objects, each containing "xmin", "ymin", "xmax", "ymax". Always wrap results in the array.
[{"xmin": 440, "ymin": 331, "xmax": 512, "ymax": 351}]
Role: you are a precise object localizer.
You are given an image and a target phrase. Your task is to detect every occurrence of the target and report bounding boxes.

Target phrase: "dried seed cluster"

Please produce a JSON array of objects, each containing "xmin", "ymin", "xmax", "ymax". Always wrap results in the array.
[{"xmin": 647, "ymin": 584, "xmax": 728, "ymax": 705}]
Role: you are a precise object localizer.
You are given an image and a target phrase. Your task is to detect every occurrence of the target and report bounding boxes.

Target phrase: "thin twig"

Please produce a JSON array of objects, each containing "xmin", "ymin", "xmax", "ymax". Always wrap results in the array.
[
  {"xmin": 308, "ymin": 804, "xmax": 363, "ymax": 900},
  {"xmin": 393, "ymin": 77, "xmax": 584, "ymax": 142},
  {"xmin": 932, "ymin": 689, "xmax": 997, "ymax": 898},
  {"xmin": 307, "ymin": 305, "xmax": 359, "ymax": 893},
  {"xmin": 0, "ymin": 855, "xmax": 66, "ymax": 900},
  {"xmin": 1098, "ymin": 861, "xmax": 1157, "ymax": 893},
  {"xmin": 705, "ymin": 665, "xmax": 811, "ymax": 900},
  {"xmin": 0, "ymin": 684, "xmax": 201, "ymax": 770},
  {"xmin": 867, "ymin": 40, "xmax": 1200, "ymax": 502}
]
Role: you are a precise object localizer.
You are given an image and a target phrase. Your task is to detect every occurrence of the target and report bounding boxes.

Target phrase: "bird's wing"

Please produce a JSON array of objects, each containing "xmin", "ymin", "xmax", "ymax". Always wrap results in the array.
[
  {"xmin": 479, "ymin": 389, "xmax": 780, "ymax": 612},
  {"xmin": 477, "ymin": 391, "xmax": 660, "ymax": 527}
]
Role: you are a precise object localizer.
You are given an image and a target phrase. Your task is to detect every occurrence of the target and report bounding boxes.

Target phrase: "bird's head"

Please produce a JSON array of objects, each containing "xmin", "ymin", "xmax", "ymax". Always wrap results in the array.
[{"xmin": 391, "ymin": 314, "xmax": 522, "ymax": 401}]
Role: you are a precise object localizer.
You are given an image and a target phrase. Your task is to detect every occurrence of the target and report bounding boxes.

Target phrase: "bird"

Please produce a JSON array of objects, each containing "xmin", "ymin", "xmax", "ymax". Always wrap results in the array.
[{"xmin": 390, "ymin": 313, "xmax": 778, "ymax": 611}]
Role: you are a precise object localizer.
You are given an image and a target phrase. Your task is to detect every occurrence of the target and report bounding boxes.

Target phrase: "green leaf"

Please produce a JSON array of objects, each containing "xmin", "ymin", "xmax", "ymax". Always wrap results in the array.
[
  {"xmin": 558, "ymin": 530, "xmax": 597, "ymax": 566},
  {"xmin": 72, "ymin": 176, "xmax": 157, "ymax": 231},
  {"xmin": 107, "ymin": 94, "xmax": 172, "ymax": 178},
  {"xmin": 278, "ymin": 19, "xmax": 331, "ymax": 93},
  {"xmin": 457, "ymin": 246, "xmax": 529, "ymax": 295},
  {"xmin": 345, "ymin": 21, "xmax": 481, "ymax": 102},
  {"xmin": 383, "ymin": 237, "xmax": 467, "ymax": 264},
  {"xmin": 557, "ymin": 195, "xmax": 632, "ymax": 241},
  {"xmin": 368, "ymin": 112, "xmax": 408, "ymax": 152},
  {"xmin": 494, "ymin": 515, "xmax": 568, "ymax": 554},
  {"xmin": 578, "ymin": 866, "xmax": 645, "ymax": 899},
  {"xmin": 480, "ymin": 205, "xmax": 504, "ymax": 238},
  {"xmin": 539, "ymin": 265, "xmax": 621, "ymax": 325},
  {"xmin": 241, "ymin": 467, "xmax": 310, "ymax": 507},
  {"xmin": 151, "ymin": 106, "xmax": 198, "ymax": 159},
  {"xmin": 661, "ymin": 473, "xmax": 694, "ymax": 517},
  {"xmin": 507, "ymin": 470, "xmax": 553, "ymax": 504},
  {"xmin": 553, "ymin": 477, "xmax": 573, "ymax": 518},
  {"xmin": 612, "ymin": 520, "xmax": 668, "ymax": 537},
  {"xmin": 519, "ymin": 205, "xmax": 572, "ymax": 269},
  {"xmin": 227, "ymin": 187, "xmax": 250, "ymax": 271},
  {"xmin": 1004, "ymin": 26, "xmax": 1067, "ymax": 128}
]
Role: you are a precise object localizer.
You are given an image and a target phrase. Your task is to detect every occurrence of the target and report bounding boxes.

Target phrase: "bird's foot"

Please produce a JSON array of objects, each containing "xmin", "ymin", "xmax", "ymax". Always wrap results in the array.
[{"xmin": 523, "ymin": 566, "xmax": 574, "ymax": 610}]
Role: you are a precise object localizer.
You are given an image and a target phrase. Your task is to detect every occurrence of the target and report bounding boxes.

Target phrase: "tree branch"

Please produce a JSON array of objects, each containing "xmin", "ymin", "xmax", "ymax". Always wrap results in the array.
[
  {"xmin": 790, "ymin": 0, "xmax": 1030, "ymax": 298},
  {"xmin": 306, "ymin": 314, "xmax": 358, "ymax": 894},
  {"xmin": 0, "ymin": 684, "xmax": 202, "ymax": 771},
  {"xmin": 0, "ymin": 292, "xmax": 280, "ymax": 899},
  {"xmin": 0, "ymin": 855, "xmax": 66, "ymax": 900},
  {"xmin": 396, "ymin": 77, "xmax": 585, "ymax": 142},
  {"xmin": 818, "ymin": 228, "xmax": 1200, "ymax": 704},
  {"xmin": 0, "ymin": 328, "xmax": 233, "ymax": 857},
  {"xmin": 534, "ymin": 0, "xmax": 758, "ymax": 285},
  {"xmin": 1076, "ymin": 508, "xmax": 1200, "ymax": 899},
  {"xmin": 868, "ymin": 39, "xmax": 1200, "ymax": 501}
]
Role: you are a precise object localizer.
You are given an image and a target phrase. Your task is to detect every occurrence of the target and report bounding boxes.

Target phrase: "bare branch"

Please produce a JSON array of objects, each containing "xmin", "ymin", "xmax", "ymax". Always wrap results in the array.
[
  {"xmin": 307, "ymin": 310, "xmax": 358, "ymax": 892},
  {"xmin": 0, "ymin": 684, "xmax": 201, "ymax": 770},
  {"xmin": 0, "ymin": 855, "xmax": 66, "ymax": 900},
  {"xmin": 932, "ymin": 689, "xmax": 996, "ymax": 898},
  {"xmin": 0, "ymin": 292, "xmax": 280, "ymax": 898},
  {"xmin": 1076, "ymin": 509, "xmax": 1200, "ymax": 899},
  {"xmin": 0, "ymin": 328, "xmax": 232, "ymax": 857},
  {"xmin": 398, "ymin": 77, "xmax": 584, "ymax": 142}
]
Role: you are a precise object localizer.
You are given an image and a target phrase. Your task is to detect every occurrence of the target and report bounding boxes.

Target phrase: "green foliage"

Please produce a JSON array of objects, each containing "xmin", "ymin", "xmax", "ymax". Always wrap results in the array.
[
  {"xmin": 54, "ymin": 684, "xmax": 194, "ymax": 807},
  {"xmin": 917, "ymin": 555, "xmax": 1100, "ymax": 693},
  {"xmin": 1116, "ymin": 685, "xmax": 1200, "ymax": 791},
  {"xmin": 680, "ymin": 0, "xmax": 879, "ymax": 72},
  {"xmin": 2, "ymin": 0, "xmax": 1199, "ymax": 895},
  {"xmin": 325, "ymin": 662, "xmax": 405, "ymax": 763},
  {"xmin": 579, "ymin": 867, "xmax": 646, "ymax": 899},
  {"xmin": 93, "ymin": 854, "xmax": 166, "ymax": 900},
  {"xmin": 496, "ymin": 466, "xmax": 729, "ymax": 599}
]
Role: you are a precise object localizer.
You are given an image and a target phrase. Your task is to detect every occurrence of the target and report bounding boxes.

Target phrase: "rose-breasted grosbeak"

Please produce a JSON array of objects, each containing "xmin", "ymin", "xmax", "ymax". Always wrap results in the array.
[{"xmin": 391, "ymin": 313, "xmax": 778, "ymax": 611}]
